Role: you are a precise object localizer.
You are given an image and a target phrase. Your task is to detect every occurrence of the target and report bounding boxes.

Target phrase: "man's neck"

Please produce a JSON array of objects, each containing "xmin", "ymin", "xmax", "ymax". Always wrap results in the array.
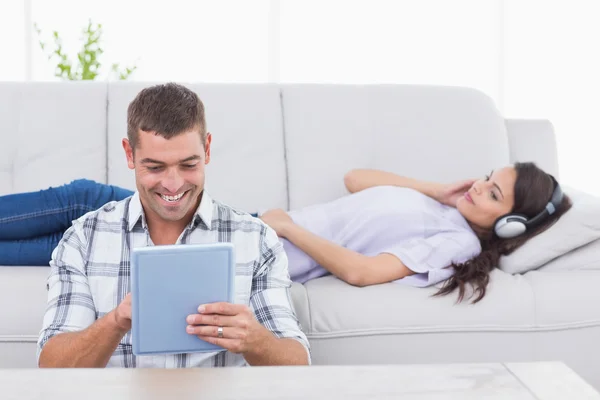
[{"xmin": 147, "ymin": 218, "xmax": 188, "ymax": 245}]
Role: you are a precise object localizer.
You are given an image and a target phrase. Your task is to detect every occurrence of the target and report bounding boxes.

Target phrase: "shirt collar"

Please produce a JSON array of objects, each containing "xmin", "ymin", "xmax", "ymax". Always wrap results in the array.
[
  {"xmin": 195, "ymin": 190, "xmax": 214, "ymax": 229},
  {"xmin": 127, "ymin": 190, "xmax": 213, "ymax": 232}
]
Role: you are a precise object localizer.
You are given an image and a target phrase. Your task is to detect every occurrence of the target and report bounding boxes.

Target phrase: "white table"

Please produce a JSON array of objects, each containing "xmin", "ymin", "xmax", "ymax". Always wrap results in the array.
[{"xmin": 2, "ymin": 361, "xmax": 599, "ymax": 400}]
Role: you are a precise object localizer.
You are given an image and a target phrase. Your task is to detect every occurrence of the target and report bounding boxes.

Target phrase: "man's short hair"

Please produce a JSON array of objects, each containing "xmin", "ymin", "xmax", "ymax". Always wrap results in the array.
[{"xmin": 127, "ymin": 82, "xmax": 206, "ymax": 152}]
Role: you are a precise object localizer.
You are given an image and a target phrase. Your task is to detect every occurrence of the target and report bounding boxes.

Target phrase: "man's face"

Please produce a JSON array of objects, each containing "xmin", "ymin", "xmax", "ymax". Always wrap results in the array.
[{"xmin": 123, "ymin": 129, "xmax": 211, "ymax": 224}]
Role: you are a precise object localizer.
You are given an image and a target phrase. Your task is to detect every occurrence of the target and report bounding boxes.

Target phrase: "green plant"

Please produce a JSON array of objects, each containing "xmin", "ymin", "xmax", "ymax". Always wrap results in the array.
[{"xmin": 34, "ymin": 19, "xmax": 137, "ymax": 81}]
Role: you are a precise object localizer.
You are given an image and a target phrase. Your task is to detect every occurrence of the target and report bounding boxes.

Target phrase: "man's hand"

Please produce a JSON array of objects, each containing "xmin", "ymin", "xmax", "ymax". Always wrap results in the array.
[
  {"xmin": 435, "ymin": 179, "xmax": 477, "ymax": 207},
  {"xmin": 186, "ymin": 303, "xmax": 273, "ymax": 356},
  {"xmin": 113, "ymin": 293, "xmax": 132, "ymax": 333},
  {"xmin": 259, "ymin": 209, "xmax": 294, "ymax": 238}
]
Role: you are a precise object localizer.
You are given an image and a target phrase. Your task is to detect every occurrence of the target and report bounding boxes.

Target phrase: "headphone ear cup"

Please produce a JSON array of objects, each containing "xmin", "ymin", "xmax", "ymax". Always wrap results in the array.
[{"xmin": 494, "ymin": 215, "xmax": 528, "ymax": 239}]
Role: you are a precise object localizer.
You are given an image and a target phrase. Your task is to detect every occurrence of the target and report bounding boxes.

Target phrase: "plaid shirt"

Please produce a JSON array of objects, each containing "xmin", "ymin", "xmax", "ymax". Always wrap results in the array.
[{"xmin": 37, "ymin": 191, "xmax": 310, "ymax": 368}]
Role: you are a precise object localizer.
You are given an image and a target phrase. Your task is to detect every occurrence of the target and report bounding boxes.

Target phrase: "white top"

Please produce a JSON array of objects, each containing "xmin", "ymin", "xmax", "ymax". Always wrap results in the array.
[{"xmin": 287, "ymin": 186, "xmax": 482, "ymax": 287}]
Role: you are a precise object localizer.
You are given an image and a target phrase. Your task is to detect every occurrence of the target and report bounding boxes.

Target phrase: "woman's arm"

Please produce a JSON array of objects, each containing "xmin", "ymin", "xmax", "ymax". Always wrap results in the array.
[
  {"xmin": 280, "ymin": 222, "xmax": 414, "ymax": 287},
  {"xmin": 344, "ymin": 169, "xmax": 442, "ymax": 199},
  {"xmin": 344, "ymin": 169, "xmax": 477, "ymax": 208}
]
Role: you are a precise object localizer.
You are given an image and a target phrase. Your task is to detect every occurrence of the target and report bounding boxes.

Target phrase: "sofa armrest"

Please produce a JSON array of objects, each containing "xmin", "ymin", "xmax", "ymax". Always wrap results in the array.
[{"xmin": 505, "ymin": 119, "xmax": 560, "ymax": 179}]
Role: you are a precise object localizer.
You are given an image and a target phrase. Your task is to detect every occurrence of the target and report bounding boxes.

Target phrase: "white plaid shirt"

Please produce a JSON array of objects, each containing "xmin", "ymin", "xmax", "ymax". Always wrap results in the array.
[{"xmin": 37, "ymin": 191, "xmax": 310, "ymax": 368}]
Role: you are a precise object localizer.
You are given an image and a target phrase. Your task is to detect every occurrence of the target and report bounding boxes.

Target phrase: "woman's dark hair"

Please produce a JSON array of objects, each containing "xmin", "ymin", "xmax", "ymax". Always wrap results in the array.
[{"xmin": 434, "ymin": 162, "xmax": 572, "ymax": 304}]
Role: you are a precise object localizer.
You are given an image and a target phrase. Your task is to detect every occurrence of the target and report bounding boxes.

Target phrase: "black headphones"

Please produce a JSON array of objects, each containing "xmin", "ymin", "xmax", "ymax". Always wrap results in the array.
[{"xmin": 494, "ymin": 175, "xmax": 564, "ymax": 239}]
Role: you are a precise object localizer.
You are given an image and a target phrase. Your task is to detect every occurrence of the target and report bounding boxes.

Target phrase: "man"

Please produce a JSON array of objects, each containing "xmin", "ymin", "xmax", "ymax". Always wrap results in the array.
[{"xmin": 37, "ymin": 83, "xmax": 310, "ymax": 368}]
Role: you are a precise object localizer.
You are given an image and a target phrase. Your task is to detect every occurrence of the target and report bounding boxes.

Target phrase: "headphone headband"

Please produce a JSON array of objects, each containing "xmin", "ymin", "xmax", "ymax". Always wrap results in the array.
[{"xmin": 524, "ymin": 175, "xmax": 563, "ymax": 230}]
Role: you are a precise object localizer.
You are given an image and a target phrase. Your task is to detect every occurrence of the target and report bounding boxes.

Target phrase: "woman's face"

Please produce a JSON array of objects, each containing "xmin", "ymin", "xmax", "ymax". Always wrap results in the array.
[{"xmin": 456, "ymin": 166, "xmax": 517, "ymax": 230}]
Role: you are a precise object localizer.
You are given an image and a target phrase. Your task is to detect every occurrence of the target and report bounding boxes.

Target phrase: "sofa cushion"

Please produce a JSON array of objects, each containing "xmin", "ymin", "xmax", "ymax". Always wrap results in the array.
[
  {"xmin": 298, "ymin": 270, "xmax": 534, "ymax": 340},
  {"xmin": 0, "ymin": 267, "xmax": 49, "ymax": 367},
  {"xmin": 281, "ymin": 84, "xmax": 511, "ymax": 210},
  {"xmin": 0, "ymin": 82, "xmax": 107, "ymax": 196},
  {"xmin": 536, "ymin": 238, "xmax": 600, "ymax": 272},
  {"xmin": 499, "ymin": 187, "xmax": 600, "ymax": 275},
  {"xmin": 107, "ymin": 83, "xmax": 288, "ymax": 212},
  {"xmin": 293, "ymin": 270, "xmax": 600, "ymax": 392},
  {"xmin": 527, "ymin": 269, "xmax": 600, "ymax": 327}
]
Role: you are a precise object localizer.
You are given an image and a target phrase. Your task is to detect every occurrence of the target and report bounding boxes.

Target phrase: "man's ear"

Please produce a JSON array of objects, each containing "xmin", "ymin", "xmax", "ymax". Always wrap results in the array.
[
  {"xmin": 204, "ymin": 132, "xmax": 212, "ymax": 165},
  {"xmin": 122, "ymin": 138, "xmax": 135, "ymax": 170}
]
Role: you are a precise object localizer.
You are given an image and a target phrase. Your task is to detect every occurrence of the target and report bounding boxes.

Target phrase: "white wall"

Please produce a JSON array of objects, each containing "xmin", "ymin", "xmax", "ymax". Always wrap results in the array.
[
  {"xmin": 1, "ymin": 0, "xmax": 598, "ymax": 195},
  {"xmin": 0, "ymin": 1, "xmax": 25, "ymax": 81},
  {"xmin": 503, "ymin": 0, "xmax": 600, "ymax": 195}
]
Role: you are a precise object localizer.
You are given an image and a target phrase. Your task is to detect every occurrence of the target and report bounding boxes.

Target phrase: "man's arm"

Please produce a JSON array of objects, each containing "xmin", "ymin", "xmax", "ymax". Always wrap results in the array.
[
  {"xmin": 186, "ymin": 224, "xmax": 310, "ymax": 365},
  {"xmin": 37, "ymin": 224, "xmax": 132, "ymax": 368},
  {"xmin": 243, "ymin": 336, "xmax": 308, "ymax": 366},
  {"xmin": 39, "ymin": 307, "xmax": 130, "ymax": 368},
  {"xmin": 186, "ymin": 301, "xmax": 309, "ymax": 366},
  {"xmin": 245, "ymin": 225, "xmax": 310, "ymax": 365}
]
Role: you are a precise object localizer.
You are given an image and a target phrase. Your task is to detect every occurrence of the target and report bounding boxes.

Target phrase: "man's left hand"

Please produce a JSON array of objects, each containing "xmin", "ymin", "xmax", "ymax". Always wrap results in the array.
[{"xmin": 186, "ymin": 303, "xmax": 272, "ymax": 355}]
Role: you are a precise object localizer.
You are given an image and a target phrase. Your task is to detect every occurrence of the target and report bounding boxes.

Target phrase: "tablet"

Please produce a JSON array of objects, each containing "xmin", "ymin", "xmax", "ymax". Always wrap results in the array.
[{"xmin": 130, "ymin": 243, "xmax": 235, "ymax": 356}]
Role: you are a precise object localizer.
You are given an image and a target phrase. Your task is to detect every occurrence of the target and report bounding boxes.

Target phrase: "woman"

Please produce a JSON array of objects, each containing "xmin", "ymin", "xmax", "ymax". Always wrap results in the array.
[
  {"xmin": 0, "ymin": 162, "xmax": 571, "ymax": 303},
  {"xmin": 258, "ymin": 162, "xmax": 571, "ymax": 303}
]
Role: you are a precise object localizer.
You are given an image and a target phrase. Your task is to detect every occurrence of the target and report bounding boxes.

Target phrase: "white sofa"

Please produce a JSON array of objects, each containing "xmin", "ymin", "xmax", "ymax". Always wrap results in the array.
[{"xmin": 1, "ymin": 82, "xmax": 600, "ymax": 390}]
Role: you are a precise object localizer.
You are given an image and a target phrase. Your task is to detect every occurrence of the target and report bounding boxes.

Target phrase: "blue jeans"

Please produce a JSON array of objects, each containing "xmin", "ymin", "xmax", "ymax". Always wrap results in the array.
[{"xmin": 0, "ymin": 179, "xmax": 134, "ymax": 266}]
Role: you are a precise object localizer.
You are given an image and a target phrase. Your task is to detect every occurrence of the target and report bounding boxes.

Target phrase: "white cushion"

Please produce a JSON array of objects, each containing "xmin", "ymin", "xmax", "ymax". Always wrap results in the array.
[
  {"xmin": 499, "ymin": 187, "xmax": 600, "ymax": 274},
  {"xmin": 107, "ymin": 83, "xmax": 288, "ymax": 212},
  {"xmin": 0, "ymin": 266, "xmax": 50, "ymax": 368},
  {"xmin": 537, "ymin": 238, "xmax": 600, "ymax": 272},
  {"xmin": 281, "ymin": 84, "xmax": 510, "ymax": 210},
  {"xmin": 0, "ymin": 82, "xmax": 107, "ymax": 196},
  {"xmin": 302, "ymin": 270, "xmax": 534, "ymax": 338},
  {"xmin": 528, "ymin": 269, "xmax": 600, "ymax": 326},
  {"xmin": 0, "ymin": 267, "xmax": 48, "ymax": 337}
]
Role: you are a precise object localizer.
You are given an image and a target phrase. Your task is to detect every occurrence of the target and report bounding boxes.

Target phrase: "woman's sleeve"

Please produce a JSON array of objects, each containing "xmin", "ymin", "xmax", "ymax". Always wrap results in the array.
[{"xmin": 380, "ymin": 231, "xmax": 482, "ymax": 287}]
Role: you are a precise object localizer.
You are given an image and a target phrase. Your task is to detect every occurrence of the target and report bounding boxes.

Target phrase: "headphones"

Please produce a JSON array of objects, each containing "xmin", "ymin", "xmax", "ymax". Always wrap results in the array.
[{"xmin": 494, "ymin": 175, "xmax": 564, "ymax": 239}]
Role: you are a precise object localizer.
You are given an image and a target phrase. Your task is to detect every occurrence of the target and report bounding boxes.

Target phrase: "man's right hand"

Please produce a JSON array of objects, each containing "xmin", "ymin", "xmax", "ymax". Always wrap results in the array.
[
  {"xmin": 113, "ymin": 293, "xmax": 132, "ymax": 333},
  {"xmin": 39, "ymin": 292, "xmax": 133, "ymax": 368}
]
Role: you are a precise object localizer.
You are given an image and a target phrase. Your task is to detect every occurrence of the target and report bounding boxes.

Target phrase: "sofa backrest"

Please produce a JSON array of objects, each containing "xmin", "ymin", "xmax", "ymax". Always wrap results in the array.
[
  {"xmin": 0, "ymin": 82, "xmax": 107, "ymax": 196},
  {"xmin": 1, "ymin": 82, "xmax": 526, "ymax": 212},
  {"xmin": 281, "ymin": 84, "xmax": 510, "ymax": 209}
]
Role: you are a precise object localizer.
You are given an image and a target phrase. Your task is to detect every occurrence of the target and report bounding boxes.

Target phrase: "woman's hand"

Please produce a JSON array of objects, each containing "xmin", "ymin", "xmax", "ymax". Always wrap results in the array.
[
  {"xmin": 259, "ymin": 209, "xmax": 294, "ymax": 238},
  {"xmin": 435, "ymin": 179, "xmax": 477, "ymax": 207}
]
